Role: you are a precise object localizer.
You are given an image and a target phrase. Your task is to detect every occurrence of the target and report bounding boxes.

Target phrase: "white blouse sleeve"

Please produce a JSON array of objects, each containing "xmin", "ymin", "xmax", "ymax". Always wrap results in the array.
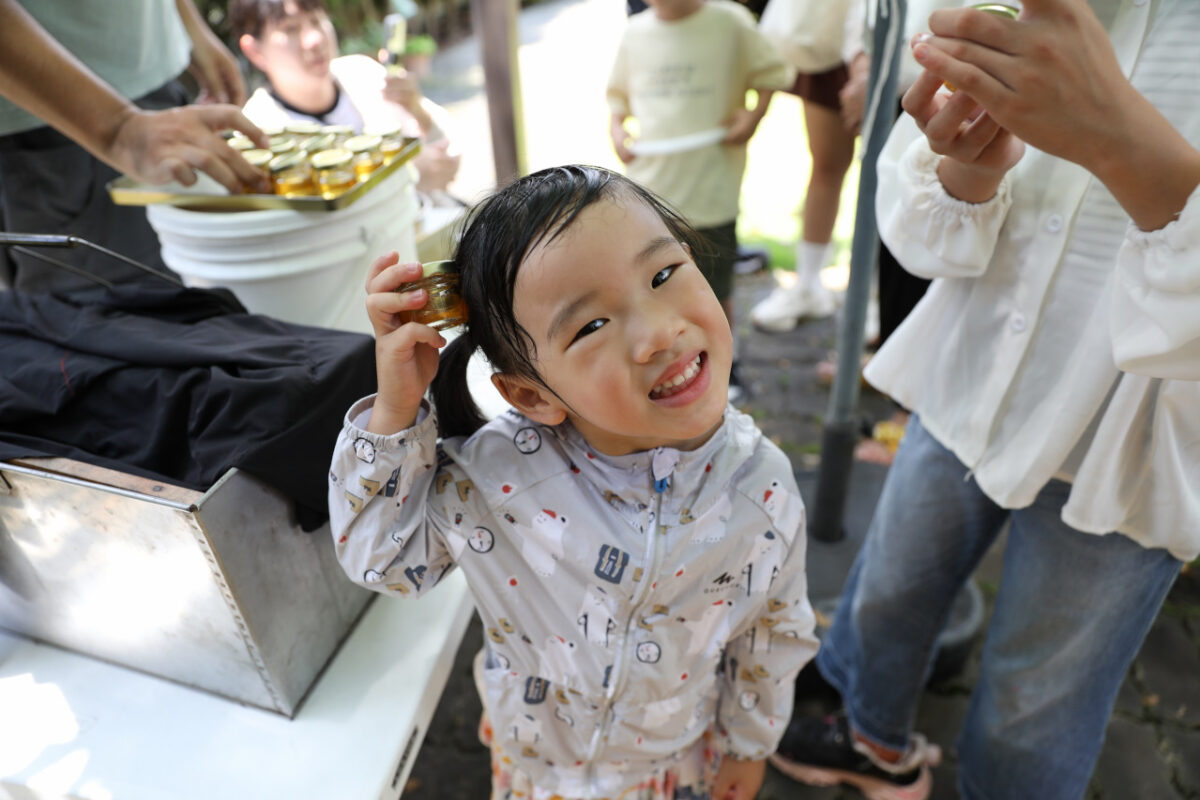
[
  {"xmin": 1110, "ymin": 183, "xmax": 1200, "ymax": 379},
  {"xmin": 876, "ymin": 115, "xmax": 1013, "ymax": 280}
]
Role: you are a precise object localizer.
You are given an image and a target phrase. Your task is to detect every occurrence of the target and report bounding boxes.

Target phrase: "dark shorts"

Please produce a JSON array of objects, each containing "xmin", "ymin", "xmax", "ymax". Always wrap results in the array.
[
  {"xmin": 692, "ymin": 221, "xmax": 738, "ymax": 302},
  {"xmin": 782, "ymin": 63, "xmax": 851, "ymax": 112}
]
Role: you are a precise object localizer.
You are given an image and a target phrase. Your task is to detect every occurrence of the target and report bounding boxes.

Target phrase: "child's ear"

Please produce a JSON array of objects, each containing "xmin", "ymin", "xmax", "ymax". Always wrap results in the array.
[
  {"xmin": 239, "ymin": 34, "xmax": 266, "ymax": 69},
  {"xmin": 491, "ymin": 373, "xmax": 567, "ymax": 426}
]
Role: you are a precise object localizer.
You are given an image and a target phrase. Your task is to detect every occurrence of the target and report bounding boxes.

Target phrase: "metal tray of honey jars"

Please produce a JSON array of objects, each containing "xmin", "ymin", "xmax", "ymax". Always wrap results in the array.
[{"xmin": 107, "ymin": 136, "xmax": 421, "ymax": 212}]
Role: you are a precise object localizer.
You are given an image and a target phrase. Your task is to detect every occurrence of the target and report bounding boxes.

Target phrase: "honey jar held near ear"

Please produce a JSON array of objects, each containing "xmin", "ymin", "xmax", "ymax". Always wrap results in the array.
[{"xmin": 396, "ymin": 260, "xmax": 468, "ymax": 331}]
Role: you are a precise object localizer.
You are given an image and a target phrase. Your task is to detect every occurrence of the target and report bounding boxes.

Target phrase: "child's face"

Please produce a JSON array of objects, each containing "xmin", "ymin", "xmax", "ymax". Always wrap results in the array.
[
  {"xmin": 247, "ymin": 2, "xmax": 338, "ymax": 83},
  {"xmin": 499, "ymin": 195, "xmax": 732, "ymax": 456}
]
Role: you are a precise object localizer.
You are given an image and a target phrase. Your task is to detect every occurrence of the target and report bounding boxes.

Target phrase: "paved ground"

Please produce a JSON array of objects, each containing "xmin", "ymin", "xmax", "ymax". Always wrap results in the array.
[{"xmin": 405, "ymin": 2, "xmax": 1200, "ymax": 797}]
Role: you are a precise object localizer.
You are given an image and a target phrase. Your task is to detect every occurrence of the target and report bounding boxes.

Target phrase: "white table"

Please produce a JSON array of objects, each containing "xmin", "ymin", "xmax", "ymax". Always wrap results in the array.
[{"xmin": 0, "ymin": 573, "xmax": 474, "ymax": 800}]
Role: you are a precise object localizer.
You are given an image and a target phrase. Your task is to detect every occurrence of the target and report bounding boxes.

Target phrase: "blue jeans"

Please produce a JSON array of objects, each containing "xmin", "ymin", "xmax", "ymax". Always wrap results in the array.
[{"xmin": 816, "ymin": 415, "xmax": 1181, "ymax": 800}]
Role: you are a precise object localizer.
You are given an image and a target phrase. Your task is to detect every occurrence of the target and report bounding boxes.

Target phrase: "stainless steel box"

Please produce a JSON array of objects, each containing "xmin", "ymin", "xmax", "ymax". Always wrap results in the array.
[{"xmin": 0, "ymin": 458, "xmax": 372, "ymax": 717}]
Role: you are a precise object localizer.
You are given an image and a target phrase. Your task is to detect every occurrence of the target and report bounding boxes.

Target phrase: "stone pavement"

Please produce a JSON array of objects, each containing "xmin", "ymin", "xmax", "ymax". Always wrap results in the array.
[{"xmin": 404, "ymin": 2, "xmax": 1200, "ymax": 797}]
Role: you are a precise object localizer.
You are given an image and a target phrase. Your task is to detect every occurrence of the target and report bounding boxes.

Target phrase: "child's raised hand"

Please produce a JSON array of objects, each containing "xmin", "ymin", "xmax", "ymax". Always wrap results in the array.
[
  {"xmin": 363, "ymin": 251, "xmax": 447, "ymax": 434},
  {"xmin": 711, "ymin": 755, "xmax": 765, "ymax": 800}
]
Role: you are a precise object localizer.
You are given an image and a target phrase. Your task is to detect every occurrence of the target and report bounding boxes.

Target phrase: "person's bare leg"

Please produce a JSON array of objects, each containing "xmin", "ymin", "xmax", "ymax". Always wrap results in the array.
[
  {"xmin": 752, "ymin": 98, "xmax": 855, "ymax": 331},
  {"xmin": 797, "ymin": 98, "xmax": 855, "ymax": 289}
]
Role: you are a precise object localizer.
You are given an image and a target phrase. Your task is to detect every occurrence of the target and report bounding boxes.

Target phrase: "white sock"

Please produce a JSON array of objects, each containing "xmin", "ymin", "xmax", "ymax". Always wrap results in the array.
[{"xmin": 795, "ymin": 240, "xmax": 830, "ymax": 293}]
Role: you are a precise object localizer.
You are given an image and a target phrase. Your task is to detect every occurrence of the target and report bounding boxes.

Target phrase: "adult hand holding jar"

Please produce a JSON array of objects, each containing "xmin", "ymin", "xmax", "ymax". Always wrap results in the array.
[{"xmin": 907, "ymin": 0, "xmax": 1200, "ymax": 230}]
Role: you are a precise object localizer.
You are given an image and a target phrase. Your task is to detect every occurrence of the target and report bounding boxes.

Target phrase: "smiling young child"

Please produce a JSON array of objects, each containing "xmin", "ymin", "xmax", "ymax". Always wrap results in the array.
[{"xmin": 328, "ymin": 165, "xmax": 817, "ymax": 799}]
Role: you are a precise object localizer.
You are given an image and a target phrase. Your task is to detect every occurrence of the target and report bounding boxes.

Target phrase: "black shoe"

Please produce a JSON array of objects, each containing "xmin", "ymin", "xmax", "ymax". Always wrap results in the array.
[
  {"xmin": 734, "ymin": 246, "xmax": 769, "ymax": 276},
  {"xmin": 768, "ymin": 712, "xmax": 941, "ymax": 800}
]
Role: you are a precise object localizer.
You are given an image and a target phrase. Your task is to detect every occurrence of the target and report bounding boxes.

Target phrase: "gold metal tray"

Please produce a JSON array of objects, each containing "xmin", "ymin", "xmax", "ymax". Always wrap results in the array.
[{"xmin": 107, "ymin": 137, "xmax": 421, "ymax": 212}]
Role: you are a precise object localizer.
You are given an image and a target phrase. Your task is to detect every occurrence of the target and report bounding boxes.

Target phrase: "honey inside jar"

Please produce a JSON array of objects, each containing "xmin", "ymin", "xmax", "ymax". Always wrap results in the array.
[
  {"xmin": 268, "ymin": 151, "xmax": 315, "ymax": 197},
  {"xmin": 310, "ymin": 147, "xmax": 357, "ymax": 198},
  {"xmin": 379, "ymin": 130, "xmax": 405, "ymax": 164},
  {"xmin": 397, "ymin": 260, "xmax": 468, "ymax": 331},
  {"xmin": 345, "ymin": 134, "xmax": 384, "ymax": 180}
]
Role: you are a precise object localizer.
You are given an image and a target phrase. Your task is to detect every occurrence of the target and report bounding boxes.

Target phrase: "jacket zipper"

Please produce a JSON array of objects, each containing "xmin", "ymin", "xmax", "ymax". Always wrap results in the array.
[{"xmin": 581, "ymin": 476, "xmax": 668, "ymax": 796}]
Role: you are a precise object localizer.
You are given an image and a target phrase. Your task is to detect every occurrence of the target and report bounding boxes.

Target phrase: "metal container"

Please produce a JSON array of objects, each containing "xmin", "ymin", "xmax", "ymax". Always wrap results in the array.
[{"xmin": 0, "ymin": 458, "xmax": 372, "ymax": 717}]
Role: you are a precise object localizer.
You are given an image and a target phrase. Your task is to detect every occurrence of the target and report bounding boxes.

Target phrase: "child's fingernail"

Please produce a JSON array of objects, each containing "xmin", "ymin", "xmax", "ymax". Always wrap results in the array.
[{"xmin": 912, "ymin": 32, "xmax": 932, "ymax": 47}]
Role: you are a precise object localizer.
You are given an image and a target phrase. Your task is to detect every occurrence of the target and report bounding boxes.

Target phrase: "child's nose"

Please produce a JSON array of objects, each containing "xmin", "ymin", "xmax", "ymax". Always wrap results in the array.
[
  {"xmin": 630, "ymin": 308, "xmax": 685, "ymax": 363},
  {"xmin": 301, "ymin": 25, "xmax": 326, "ymax": 49}
]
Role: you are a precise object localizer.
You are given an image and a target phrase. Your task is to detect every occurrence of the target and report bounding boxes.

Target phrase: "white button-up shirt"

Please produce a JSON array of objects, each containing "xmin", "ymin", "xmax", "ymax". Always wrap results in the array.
[{"xmin": 867, "ymin": 0, "xmax": 1200, "ymax": 560}]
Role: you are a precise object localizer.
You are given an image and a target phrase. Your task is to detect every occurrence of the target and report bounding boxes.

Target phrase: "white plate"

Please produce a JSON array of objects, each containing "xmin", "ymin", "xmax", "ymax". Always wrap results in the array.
[{"xmin": 628, "ymin": 127, "xmax": 727, "ymax": 156}]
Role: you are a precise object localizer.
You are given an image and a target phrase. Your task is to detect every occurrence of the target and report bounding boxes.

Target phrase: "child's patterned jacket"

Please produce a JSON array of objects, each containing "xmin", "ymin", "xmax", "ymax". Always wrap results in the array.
[{"xmin": 329, "ymin": 397, "xmax": 818, "ymax": 797}]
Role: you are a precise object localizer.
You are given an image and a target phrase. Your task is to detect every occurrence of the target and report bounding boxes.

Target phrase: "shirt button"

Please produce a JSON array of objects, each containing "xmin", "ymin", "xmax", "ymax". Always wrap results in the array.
[
  {"xmin": 1045, "ymin": 214, "xmax": 1064, "ymax": 233},
  {"xmin": 1010, "ymin": 313, "xmax": 1027, "ymax": 333}
]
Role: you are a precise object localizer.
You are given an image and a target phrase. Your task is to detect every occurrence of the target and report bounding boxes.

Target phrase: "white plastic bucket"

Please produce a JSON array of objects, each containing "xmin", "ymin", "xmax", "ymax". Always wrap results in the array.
[{"xmin": 148, "ymin": 167, "xmax": 421, "ymax": 334}]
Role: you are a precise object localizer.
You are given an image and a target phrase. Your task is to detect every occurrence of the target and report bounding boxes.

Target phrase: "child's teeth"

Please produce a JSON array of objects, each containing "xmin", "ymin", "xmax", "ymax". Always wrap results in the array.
[{"xmin": 653, "ymin": 356, "xmax": 702, "ymax": 396}]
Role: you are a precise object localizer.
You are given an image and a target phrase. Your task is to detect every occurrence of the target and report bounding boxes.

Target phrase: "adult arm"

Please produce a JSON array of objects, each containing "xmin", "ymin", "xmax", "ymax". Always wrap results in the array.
[
  {"xmin": 175, "ymin": 0, "xmax": 246, "ymax": 105},
  {"xmin": 0, "ymin": 0, "xmax": 268, "ymax": 192}
]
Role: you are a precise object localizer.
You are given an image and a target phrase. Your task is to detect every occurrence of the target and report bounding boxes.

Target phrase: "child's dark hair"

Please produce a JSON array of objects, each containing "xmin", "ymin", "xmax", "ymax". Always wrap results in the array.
[
  {"xmin": 430, "ymin": 165, "xmax": 704, "ymax": 439},
  {"xmin": 229, "ymin": 0, "xmax": 325, "ymax": 39}
]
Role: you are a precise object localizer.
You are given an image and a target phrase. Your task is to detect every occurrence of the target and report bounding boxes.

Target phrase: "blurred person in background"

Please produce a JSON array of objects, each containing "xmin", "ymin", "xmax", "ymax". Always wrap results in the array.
[{"xmin": 232, "ymin": 0, "xmax": 462, "ymax": 203}]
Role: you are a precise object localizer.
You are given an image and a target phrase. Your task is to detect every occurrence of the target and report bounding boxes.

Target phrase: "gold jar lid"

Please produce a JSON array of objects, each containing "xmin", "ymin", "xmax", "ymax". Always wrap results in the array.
[
  {"xmin": 268, "ymin": 135, "xmax": 297, "ymax": 154},
  {"xmin": 310, "ymin": 147, "xmax": 353, "ymax": 170},
  {"xmin": 267, "ymin": 151, "xmax": 309, "ymax": 174},
  {"xmin": 418, "ymin": 260, "xmax": 458, "ymax": 278},
  {"xmin": 283, "ymin": 121, "xmax": 323, "ymax": 136},
  {"xmin": 228, "ymin": 135, "xmax": 256, "ymax": 151},
  {"xmin": 301, "ymin": 133, "xmax": 337, "ymax": 153},
  {"xmin": 344, "ymin": 134, "xmax": 383, "ymax": 153},
  {"xmin": 242, "ymin": 148, "xmax": 273, "ymax": 168},
  {"xmin": 971, "ymin": 2, "xmax": 1018, "ymax": 16},
  {"xmin": 322, "ymin": 124, "xmax": 355, "ymax": 138}
]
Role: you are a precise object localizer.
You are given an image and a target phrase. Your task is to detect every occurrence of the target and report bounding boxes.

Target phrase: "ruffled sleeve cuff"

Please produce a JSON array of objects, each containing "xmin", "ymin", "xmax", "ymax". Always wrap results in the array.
[
  {"xmin": 877, "ymin": 137, "xmax": 1013, "ymax": 280},
  {"xmin": 343, "ymin": 394, "xmax": 437, "ymax": 456},
  {"xmin": 1111, "ymin": 182, "xmax": 1200, "ymax": 379}
]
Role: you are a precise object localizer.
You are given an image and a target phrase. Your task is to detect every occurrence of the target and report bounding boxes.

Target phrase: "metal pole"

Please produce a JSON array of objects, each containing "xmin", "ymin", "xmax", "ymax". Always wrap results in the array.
[
  {"xmin": 469, "ymin": 0, "xmax": 528, "ymax": 185},
  {"xmin": 810, "ymin": 0, "xmax": 906, "ymax": 542}
]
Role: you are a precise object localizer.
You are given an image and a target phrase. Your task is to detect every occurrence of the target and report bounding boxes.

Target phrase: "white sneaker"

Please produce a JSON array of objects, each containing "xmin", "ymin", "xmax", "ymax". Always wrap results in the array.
[{"xmin": 751, "ymin": 282, "xmax": 838, "ymax": 333}]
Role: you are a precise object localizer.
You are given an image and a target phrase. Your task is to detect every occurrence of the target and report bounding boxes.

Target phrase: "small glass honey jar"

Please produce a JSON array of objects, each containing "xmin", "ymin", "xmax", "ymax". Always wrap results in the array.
[
  {"xmin": 344, "ymin": 134, "xmax": 384, "ymax": 180},
  {"xmin": 239, "ymin": 148, "xmax": 273, "ymax": 193},
  {"xmin": 242, "ymin": 148, "xmax": 273, "ymax": 169},
  {"xmin": 310, "ymin": 148, "xmax": 358, "ymax": 198},
  {"xmin": 283, "ymin": 120, "xmax": 323, "ymax": 138},
  {"xmin": 379, "ymin": 129, "xmax": 406, "ymax": 164},
  {"xmin": 227, "ymin": 135, "xmax": 256, "ymax": 151},
  {"xmin": 268, "ymin": 151, "xmax": 315, "ymax": 197},
  {"xmin": 300, "ymin": 132, "xmax": 337, "ymax": 154},
  {"xmin": 268, "ymin": 134, "xmax": 297, "ymax": 155},
  {"xmin": 397, "ymin": 260, "xmax": 468, "ymax": 331},
  {"xmin": 322, "ymin": 124, "xmax": 355, "ymax": 145}
]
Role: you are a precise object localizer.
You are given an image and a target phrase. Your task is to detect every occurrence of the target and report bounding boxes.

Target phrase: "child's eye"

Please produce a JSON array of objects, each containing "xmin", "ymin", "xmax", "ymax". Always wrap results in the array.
[
  {"xmin": 571, "ymin": 319, "xmax": 607, "ymax": 343},
  {"xmin": 652, "ymin": 264, "xmax": 679, "ymax": 288}
]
